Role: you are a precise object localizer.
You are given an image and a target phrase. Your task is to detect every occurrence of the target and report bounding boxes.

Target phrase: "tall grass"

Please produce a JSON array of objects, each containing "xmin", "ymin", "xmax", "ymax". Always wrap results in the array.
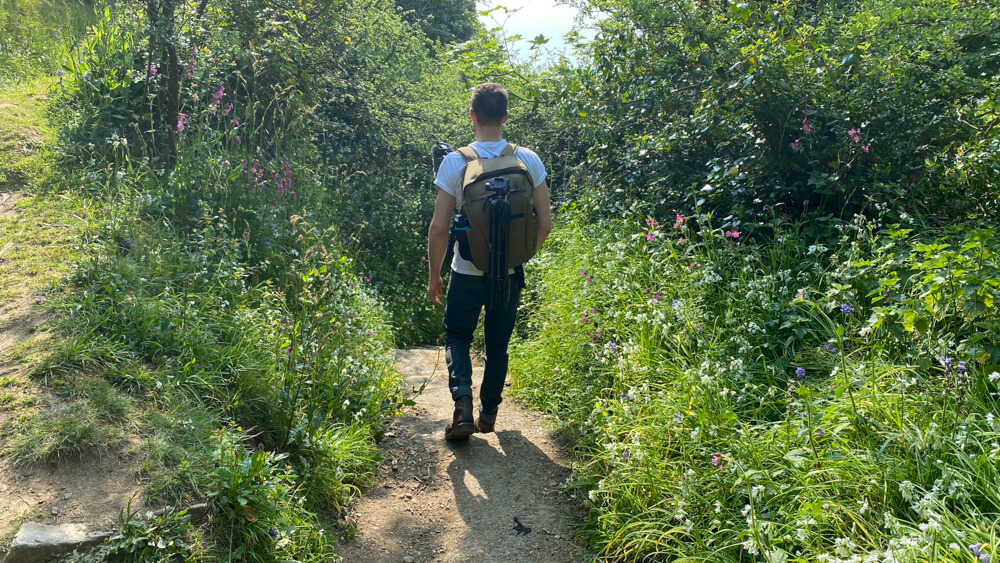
[{"xmin": 511, "ymin": 209, "xmax": 1000, "ymax": 562}]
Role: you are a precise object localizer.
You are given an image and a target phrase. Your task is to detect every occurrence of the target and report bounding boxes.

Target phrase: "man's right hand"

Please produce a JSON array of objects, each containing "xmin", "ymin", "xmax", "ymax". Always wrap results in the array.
[{"xmin": 428, "ymin": 274, "xmax": 444, "ymax": 307}]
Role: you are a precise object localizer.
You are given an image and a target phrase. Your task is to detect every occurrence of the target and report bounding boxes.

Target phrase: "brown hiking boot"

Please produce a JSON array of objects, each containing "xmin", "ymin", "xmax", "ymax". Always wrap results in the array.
[
  {"xmin": 444, "ymin": 396, "xmax": 475, "ymax": 440},
  {"xmin": 475, "ymin": 405, "xmax": 497, "ymax": 434}
]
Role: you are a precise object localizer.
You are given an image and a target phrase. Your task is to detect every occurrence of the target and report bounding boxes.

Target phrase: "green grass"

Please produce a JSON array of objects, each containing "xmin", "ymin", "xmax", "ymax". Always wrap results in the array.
[
  {"xmin": 8, "ymin": 402, "xmax": 125, "ymax": 465},
  {"xmin": 510, "ymin": 212, "xmax": 1000, "ymax": 562}
]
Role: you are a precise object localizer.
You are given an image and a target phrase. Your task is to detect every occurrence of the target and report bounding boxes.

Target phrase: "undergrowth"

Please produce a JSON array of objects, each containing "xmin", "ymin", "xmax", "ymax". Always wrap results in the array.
[{"xmin": 511, "ymin": 209, "xmax": 1000, "ymax": 562}]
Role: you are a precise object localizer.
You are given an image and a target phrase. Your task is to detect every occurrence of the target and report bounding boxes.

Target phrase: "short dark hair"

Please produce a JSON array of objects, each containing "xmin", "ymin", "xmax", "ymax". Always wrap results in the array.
[{"xmin": 471, "ymin": 83, "xmax": 508, "ymax": 127}]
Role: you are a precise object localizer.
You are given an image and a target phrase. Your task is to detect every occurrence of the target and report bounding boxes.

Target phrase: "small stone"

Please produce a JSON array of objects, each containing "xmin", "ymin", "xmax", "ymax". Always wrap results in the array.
[
  {"xmin": 63, "ymin": 492, "xmax": 72, "ymax": 500},
  {"xmin": 5, "ymin": 523, "xmax": 111, "ymax": 563},
  {"xmin": 402, "ymin": 557, "xmax": 415, "ymax": 563},
  {"xmin": 51, "ymin": 506, "xmax": 58, "ymax": 515}
]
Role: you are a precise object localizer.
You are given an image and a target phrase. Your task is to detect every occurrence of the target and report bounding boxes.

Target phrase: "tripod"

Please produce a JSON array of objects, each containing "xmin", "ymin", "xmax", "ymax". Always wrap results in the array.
[{"xmin": 485, "ymin": 177, "xmax": 512, "ymax": 311}]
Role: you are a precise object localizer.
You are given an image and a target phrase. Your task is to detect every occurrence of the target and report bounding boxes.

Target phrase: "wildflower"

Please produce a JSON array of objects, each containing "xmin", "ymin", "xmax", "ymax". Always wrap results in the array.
[
  {"xmin": 816, "ymin": 428, "xmax": 824, "ymax": 436},
  {"xmin": 347, "ymin": 312, "xmax": 353, "ymax": 318},
  {"xmin": 586, "ymin": 276, "xmax": 593, "ymax": 283},
  {"xmin": 56, "ymin": 69, "xmax": 64, "ymax": 77},
  {"xmin": 284, "ymin": 347, "xmax": 292, "ymax": 355},
  {"xmin": 646, "ymin": 217, "xmax": 657, "ymax": 228},
  {"xmin": 231, "ymin": 119, "xmax": 240, "ymax": 127},
  {"xmin": 678, "ymin": 237, "xmax": 685, "ymax": 243},
  {"xmin": 177, "ymin": 113, "xmax": 189, "ymax": 132},
  {"xmin": 224, "ymin": 103, "xmax": 233, "ymax": 116},
  {"xmin": 674, "ymin": 413, "xmax": 682, "ymax": 425},
  {"xmin": 580, "ymin": 315, "xmax": 588, "ymax": 323},
  {"xmin": 990, "ymin": 372, "xmax": 1000, "ymax": 383},
  {"xmin": 711, "ymin": 453, "xmax": 721, "ymax": 466},
  {"xmin": 790, "ymin": 138, "xmax": 801, "ymax": 151},
  {"xmin": 363, "ymin": 276, "xmax": 371, "ymax": 282},
  {"xmin": 941, "ymin": 356, "xmax": 953, "ymax": 374},
  {"xmin": 802, "ymin": 117, "xmax": 810, "ymax": 134},
  {"xmin": 762, "ymin": 204, "xmax": 771, "ymax": 211},
  {"xmin": 958, "ymin": 361, "xmax": 967, "ymax": 375},
  {"xmin": 580, "ymin": 271, "xmax": 587, "ymax": 277},
  {"xmin": 234, "ymin": 135, "xmax": 241, "ymax": 145},
  {"xmin": 672, "ymin": 299, "xmax": 681, "ymax": 309},
  {"xmin": 652, "ymin": 294, "xmax": 660, "ymax": 301},
  {"xmin": 591, "ymin": 308, "xmax": 598, "ymax": 314},
  {"xmin": 796, "ymin": 292, "xmax": 803, "ymax": 299},
  {"xmin": 969, "ymin": 544, "xmax": 990, "ymax": 563},
  {"xmin": 795, "ymin": 367, "xmax": 806, "ymax": 378},
  {"xmin": 268, "ymin": 529, "xmax": 278, "ymax": 538},
  {"xmin": 622, "ymin": 448, "xmax": 630, "ymax": 461},
  {"xmin": 824, "ymin": 343, "xmax": 841, "ymax": 355},
  {"xmin": 840, "ymin": 303, "xmax": 854, "ymax": 314},
  {"xmin": 608, "ymin": 342, "xmax": 617, "ymax": 353},
  {"xmin": 368, "ymin": 330, "xmax": 375, "ymax": 337},
  {"xmin": 645, "ymin": 232, "xmax": 655, "ymax": 242},
  {"xmin": 213, "ymin": 84, "xmax": 225, "ymax": 105},
  {"xmin": 862, "ymin": 145, "xmax": 869, "ymax": 153},
  {"xmin": 148, "ymin": 64, "xmax": 159, "ymax": 76}
]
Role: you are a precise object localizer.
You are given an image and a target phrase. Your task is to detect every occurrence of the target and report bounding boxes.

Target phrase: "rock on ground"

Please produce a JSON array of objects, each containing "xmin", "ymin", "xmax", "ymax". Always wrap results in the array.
[{"xmin": 3, "ymin": 522, "xmax": 110, "ymax": 563}]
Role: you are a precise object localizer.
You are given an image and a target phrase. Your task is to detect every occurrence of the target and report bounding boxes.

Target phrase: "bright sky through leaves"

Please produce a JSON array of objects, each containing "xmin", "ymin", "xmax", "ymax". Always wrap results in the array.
[{"xmin": 477, "ymin": 0, "xmax": 597, "ymax": 64}]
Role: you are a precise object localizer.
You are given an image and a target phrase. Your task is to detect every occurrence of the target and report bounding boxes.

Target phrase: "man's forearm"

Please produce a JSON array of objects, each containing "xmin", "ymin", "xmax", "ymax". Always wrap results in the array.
[{"xmin": 428, "ymin": 227, "xmax": 449, "ymax": 277}]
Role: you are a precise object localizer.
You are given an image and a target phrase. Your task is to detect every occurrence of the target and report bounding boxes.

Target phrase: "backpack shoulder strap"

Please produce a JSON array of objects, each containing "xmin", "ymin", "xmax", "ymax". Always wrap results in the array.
[
  {"xmin": 501, "ymin": 143, "xmax": 518, "ymax": 157},
  {"xmin": 456, "ymin": 146, "xmax": 479, "ymax": 163}
]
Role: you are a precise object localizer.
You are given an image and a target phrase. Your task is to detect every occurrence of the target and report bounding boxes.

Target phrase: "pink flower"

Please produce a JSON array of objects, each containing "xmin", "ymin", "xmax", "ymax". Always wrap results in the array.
[
  {"xmin": 213, "ymin": 84, "xmax": 225, "ymax": 105},
  {"xmin": 234, "ymin": 135, "xmax": 241, "ymax": 145},
  {"xmin": 652, "ymin": 294, "xmax": 660, "ymax": 301},
  {"xmin": 645, "ymin": 232, "xmax": 655, "ymax": 242},
  {"xmin": 678, "ymin": 237, "xmax": 685, "ymax": 243},
  {"xmin": 676, "ymin": 214, "xmax": 684, "ymax": 223},
  {"xmin": 853, "ymin": 134, "xmax": 861, "ymax": 143},
  {"xmin": 363, "ymin": 276, "xmax": 371, "ymax": 282},
  {"xmin": 645, "ymin": 217, "xmax": 657, "ymax": 228},
  {"xmin": 223, "ymin": 103, "xmax": 233, "ymax": 116},
  {"xmin": 368, "ymin": 330, "xmax": 375, "ymax": 337},
  {"xmin": 848, "ymin": 128, "xmax": 857, "ymax": 136},
  {"xmin": 790, "ymin": 139, "xmax": 801, "ymax": 151},
  {"xmin": 802, "ymin": 117, "xmax": 810, "ymax": 134},
  {"xmin": 177, "ymin": 113, "xmax": 189, "ymax": 132},
  {"xmin": 862, "ymin": 145, "xmax": 869, "ymax": 153}
]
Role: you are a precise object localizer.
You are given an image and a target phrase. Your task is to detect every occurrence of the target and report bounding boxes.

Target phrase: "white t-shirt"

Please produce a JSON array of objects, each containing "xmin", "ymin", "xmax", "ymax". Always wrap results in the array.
[{"xmin": 434, "ymin": 140, "xmax": 547, "ymax": 276}]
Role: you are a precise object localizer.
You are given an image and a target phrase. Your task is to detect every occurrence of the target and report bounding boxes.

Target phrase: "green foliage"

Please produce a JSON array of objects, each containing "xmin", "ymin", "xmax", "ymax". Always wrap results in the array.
[
  {"xmin": 545, "ymin": 0, "xmax": 1000, "ymax": 220},
  {"xmin": 511, "ymin": 210, "xmax": 1000, "ymax": 561},
  {"xmin": 102, "ymin": 502, "xmax": 193, "ymax": 562},
  {"xmin": 394, "ymin": 0, "xmax": 479, "ymax": 45},
  {"xmin": 0, "ymin": 0, "xmax": 90, "ymax": 84}
]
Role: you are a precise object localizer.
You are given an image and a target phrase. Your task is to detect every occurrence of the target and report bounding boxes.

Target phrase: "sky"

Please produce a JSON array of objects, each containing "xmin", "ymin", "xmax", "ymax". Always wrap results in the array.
[{"xmin": 476, "ymin": 0, "xmax": 599, "ymax": 64}]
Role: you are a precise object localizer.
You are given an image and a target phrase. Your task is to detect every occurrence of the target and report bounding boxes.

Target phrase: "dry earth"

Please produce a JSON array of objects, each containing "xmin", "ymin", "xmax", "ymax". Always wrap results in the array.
[
  {"xmin": 338, "ymin": 347, "xmax": 586, "ymax": 563},
  {"xmin": 0, "ymin": 188, "xmax": 141, "ymax": 551}
]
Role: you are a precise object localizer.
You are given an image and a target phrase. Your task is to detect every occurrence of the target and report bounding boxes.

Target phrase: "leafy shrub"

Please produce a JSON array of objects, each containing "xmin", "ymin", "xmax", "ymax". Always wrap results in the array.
[
  {"xmin": 102, "ymin": 502, "xmax": 193, "ymax": 562},
  {"xmin": 511, "ymin": 210, "xmax": 1000, "ymax": 561}
]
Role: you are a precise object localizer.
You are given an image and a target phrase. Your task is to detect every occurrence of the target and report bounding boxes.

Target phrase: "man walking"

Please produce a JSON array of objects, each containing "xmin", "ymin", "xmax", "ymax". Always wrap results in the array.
[{"xmin": 426, "ymin": 82, "xmax": 552, "ymax": 440}]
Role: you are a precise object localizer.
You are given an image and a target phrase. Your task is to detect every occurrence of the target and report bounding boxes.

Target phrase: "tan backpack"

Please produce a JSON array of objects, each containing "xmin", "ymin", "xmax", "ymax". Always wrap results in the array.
[{"xmin": 455, "ymin": 143, "xmax": 538, "ymax": 273}]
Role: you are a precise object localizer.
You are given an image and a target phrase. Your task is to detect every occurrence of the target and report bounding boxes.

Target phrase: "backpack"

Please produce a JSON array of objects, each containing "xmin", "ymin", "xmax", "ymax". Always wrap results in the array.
[{"xmin": 454, "ymin": 143, "xmax": 538, "ymax": 273}]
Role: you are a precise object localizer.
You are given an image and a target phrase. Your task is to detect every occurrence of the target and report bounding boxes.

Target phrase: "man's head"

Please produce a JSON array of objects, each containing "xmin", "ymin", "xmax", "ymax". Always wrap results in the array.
[{"xmin": 470, "ymin": 83, "xmax": 508, "ymax": 128}]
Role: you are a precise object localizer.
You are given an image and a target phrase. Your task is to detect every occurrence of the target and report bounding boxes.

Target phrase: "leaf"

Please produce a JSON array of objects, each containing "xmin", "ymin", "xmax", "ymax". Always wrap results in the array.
[{"xmin": 768, "ymin": 549, "xmax": 789, "ymax": 563}]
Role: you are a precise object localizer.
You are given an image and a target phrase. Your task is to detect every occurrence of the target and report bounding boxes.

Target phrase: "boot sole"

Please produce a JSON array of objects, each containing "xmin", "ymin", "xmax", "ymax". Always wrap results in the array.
[{"xmin": 445, "ymin": 422, "xmax": 476, "ymax": 440}]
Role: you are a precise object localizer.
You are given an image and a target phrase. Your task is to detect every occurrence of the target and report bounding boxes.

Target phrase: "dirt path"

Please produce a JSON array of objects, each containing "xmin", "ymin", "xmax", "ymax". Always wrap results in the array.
[{"xmin": 339, "ymin": 347, "xmax": 586, "ymax": 563}]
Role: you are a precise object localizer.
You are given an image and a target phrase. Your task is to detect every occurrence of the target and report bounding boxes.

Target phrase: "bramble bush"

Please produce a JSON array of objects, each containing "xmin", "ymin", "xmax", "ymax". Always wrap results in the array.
[{"xmin": 511, "ymin": 207, "xmax": 1000, "ymax": 561}]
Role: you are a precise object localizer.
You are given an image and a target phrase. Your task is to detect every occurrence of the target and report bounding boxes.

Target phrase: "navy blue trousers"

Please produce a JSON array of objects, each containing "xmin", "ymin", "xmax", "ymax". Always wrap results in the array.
[{"xmin": 443, "ymin": 269, "xmax": 524, "ymax": 413}]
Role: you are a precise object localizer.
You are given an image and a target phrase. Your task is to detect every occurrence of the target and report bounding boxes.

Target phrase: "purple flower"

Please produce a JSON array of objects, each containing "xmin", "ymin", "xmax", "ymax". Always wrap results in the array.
[
  {"xmin": 824, "ymin": 343, "xmax": 841, "ymax": 356},
  {"xmin": 56, "ymin": 69, "xmax": 64, "ymax": 77},
  {"xmin": 268, "ymin": 529, "xmax": 278, "ymax": 538},
  {"xmin": 801, "ymin": 117, "xmax": 810, "ymax": 134},
  {"xmin": 840, "ymin": 304, "xmax": 854, "ymax": 314},
  {"xmin": 652, "ymin": 294, "xmax": 660, "ymax": 301},
  {"xmin": 816, "ymin": 428, "xmax": 824, "ymax": 436},
  {"xmin": 958, "ymin": 361, "xmax": 967, "ymax": 375},
  {"xmin": 177, "ymin": 113, "xmax": 189, "ymax": 132},
  {"xmin": 608, "ymin": 342, "xmax": 617, "ymax": 353},
  {"xmin": 672, "ymin": 299, "xmax": 682, "ymax": 309},
  {"xmin": 941, "ymin": 357, "xmax": 953, "ymax": 373},
  {"xmin": 795, "ymin": 367, "xmax": 806, "ymax": 378},
  {"xmin": 969, "ymin": 544, "xmax": 990, "ymax": 563},
  {"xmin": 368, "ymin": 330, "xmax": 375, "ymax": 338},
  {"xmin": 621, "ymin": 448, "xmax": 630, "ymax": 461},
  {"xmin": 673, "ymin": 413, "xmax": 682, "ymax": 425},
  {"xmin": 213, "ymin": 84, "xmax": 225, "ymax": 105}
]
